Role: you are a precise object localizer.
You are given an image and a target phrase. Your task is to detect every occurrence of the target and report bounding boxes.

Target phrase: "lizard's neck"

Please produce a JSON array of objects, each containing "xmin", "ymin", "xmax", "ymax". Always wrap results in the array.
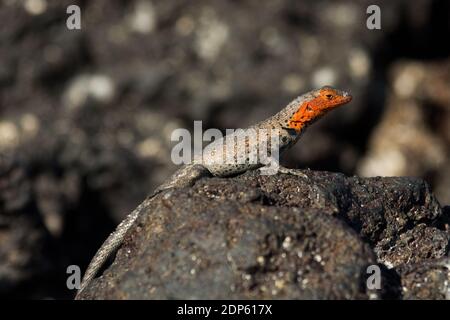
[{"xmin": 255, "ymin": 93, "xmax": 314, "ymax": 147}]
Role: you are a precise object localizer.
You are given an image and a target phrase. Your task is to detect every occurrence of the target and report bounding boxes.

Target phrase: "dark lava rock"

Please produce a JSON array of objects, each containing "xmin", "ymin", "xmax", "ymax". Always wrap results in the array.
[
  {"xmin": 397, "ymin": 257, "xmax": 450, "ymax": 300},
  {"xmin": 375, "ymin": 224, "xmax": 449, "ymax": 268},
  {"xmin": 77, "ymin": 170, "xmax": 449, "ymax": 299}
]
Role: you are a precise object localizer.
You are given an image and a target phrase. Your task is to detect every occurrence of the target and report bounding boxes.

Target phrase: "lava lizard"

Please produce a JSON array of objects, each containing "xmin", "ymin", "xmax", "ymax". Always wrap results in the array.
[{"xmin": 76, "ymin": 86, "xmax": 352, "ymax": 296}]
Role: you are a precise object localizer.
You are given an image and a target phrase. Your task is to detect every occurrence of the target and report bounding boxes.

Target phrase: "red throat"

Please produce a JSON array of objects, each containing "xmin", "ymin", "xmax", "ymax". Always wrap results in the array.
[{"xmin": 287, "ymin": 91, "xmax": 351, "ymax": 132}]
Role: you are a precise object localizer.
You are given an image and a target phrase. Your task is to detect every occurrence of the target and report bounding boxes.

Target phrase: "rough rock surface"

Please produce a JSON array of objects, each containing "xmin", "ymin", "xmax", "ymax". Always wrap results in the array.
[
  {"xmin": 77, "ymin": 170, "xmax": 449, "ymax": 299},
  {"xmin": 397, "ymin": 257, "xmax": 450, "ymax": 300}
]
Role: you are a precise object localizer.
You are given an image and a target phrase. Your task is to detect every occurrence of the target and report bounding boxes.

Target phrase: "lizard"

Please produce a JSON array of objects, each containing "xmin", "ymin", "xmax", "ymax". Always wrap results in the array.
[{"xmin": 76, "ymin": 85, "xmax": 352, "ymax": 297}]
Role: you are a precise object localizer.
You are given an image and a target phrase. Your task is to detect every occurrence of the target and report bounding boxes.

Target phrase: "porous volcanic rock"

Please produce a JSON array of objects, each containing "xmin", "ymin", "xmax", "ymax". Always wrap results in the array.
[{"xmin": 77, "ymin": 170, "xmax": 449, "ymax": 299}]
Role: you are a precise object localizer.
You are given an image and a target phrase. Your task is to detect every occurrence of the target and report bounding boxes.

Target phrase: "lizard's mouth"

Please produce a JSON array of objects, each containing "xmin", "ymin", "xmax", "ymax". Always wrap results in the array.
[
  {"xmin": 342, "ymin": 91, "xmax": 352, "ymax": 101},
  {"xmin": 340, "ymin": 94, "xmax": 352, "ymax": 104},
  {"xmin": 330, "ymin": 92, "xmax": 352, "ymax": 107},
  {"xmin": 287, "ymin": 88, "xmax": 352, "ymax": 131}
]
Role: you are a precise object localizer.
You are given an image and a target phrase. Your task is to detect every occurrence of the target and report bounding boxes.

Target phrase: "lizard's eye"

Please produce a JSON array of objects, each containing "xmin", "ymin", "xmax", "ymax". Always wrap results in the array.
[{"xmin": 325, "ymin": 94, "xmax": 333, "ymax": 100}]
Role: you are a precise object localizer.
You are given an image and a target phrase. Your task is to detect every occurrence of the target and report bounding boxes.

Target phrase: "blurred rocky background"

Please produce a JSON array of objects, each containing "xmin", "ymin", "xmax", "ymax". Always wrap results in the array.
[{"xmin": 0, "ymin": 0, "xmax": 448, "ymax": 299}]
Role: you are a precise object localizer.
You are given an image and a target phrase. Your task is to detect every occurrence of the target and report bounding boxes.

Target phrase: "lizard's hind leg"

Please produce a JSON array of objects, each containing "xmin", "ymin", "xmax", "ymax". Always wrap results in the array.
[{"xmin": 153, "ymin": 164, "xmax": 213, "ymax": 194}]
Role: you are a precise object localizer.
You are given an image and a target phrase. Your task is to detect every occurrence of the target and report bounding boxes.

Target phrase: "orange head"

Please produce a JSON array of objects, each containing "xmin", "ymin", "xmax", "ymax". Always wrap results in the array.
[{"xmin": 287, "ymin": 86, "xmax": 352, "ymax": 132}]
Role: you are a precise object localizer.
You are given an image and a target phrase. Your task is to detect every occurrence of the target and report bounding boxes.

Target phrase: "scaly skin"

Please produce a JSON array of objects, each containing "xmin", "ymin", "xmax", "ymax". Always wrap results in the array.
[{"xmin": 76, "ymin": 86, "xmax": 352, "ymax": 297}]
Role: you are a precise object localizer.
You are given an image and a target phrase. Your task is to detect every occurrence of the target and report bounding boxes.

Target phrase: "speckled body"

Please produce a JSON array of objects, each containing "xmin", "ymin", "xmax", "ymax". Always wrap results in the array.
[
  {"xmin": 76, "ymin": 86, "xmax": 351, "ymax": 297},
  {"xmin": 193, "ymin": 92, "xmax": 314, "ymax": 176}
]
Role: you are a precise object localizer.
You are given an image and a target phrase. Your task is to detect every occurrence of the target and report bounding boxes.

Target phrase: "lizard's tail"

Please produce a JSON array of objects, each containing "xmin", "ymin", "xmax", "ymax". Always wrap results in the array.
[
  {"xmin": 75, "ymin": 203, "xmax": 144, "ymax": 298},
  {"xmin": 75, "ymin": 164, "xmax": 211, "ymax": 298}
]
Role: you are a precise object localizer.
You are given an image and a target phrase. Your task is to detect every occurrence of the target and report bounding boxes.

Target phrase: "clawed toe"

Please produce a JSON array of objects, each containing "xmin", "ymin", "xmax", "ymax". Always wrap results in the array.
[{"xmin": 277, "ymin": 167, "xmax": 309, "ymax": 179}]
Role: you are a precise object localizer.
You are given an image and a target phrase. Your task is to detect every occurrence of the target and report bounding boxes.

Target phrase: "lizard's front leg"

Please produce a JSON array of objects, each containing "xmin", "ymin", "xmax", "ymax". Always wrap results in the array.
[
  {"xmin": 277, "ymin": 166, "xmax": 309, "ymax": 179},
  {"xmin": 258, "ymin": 158, "xmax": 309, "ymax": 179}
]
